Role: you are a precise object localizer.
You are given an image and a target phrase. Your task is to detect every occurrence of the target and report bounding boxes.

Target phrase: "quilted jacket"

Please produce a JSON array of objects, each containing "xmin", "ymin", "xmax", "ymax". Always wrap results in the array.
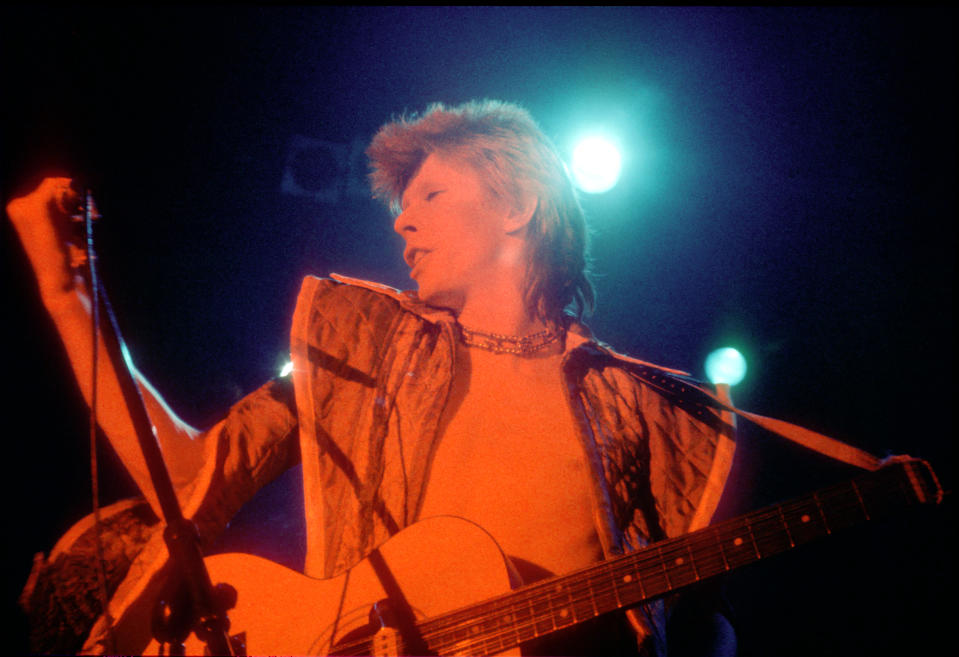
[{"xmin": 75, "ymin": 275, "xmax": 735, "ymax": 654}]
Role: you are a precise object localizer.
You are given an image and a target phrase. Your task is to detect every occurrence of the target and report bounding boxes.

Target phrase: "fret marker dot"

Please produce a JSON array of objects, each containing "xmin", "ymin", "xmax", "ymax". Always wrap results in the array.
[
  {"xmin": 801, "ymin": 514, "xmax": 811, "ymax": 523},
  {"xmin": 560, "ymin": 608, "xmax": 569, "ymax": 619},
  {"xmin": 675, "ymin": 557, "xmax": 684, "ymax": 565},
  {"xmin": 733, "ymin": 537, "xmax": 743, "ymax": 547},
  {"xmin": 623, "ymin": 574, "xmax": 633, "ymax": 583}
]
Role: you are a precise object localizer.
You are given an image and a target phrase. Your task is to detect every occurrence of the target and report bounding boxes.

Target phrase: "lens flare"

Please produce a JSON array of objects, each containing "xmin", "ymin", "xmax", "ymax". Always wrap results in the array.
[{"xmin": 571, "ymin": 136, "xmax": 622, "ymax": 194}]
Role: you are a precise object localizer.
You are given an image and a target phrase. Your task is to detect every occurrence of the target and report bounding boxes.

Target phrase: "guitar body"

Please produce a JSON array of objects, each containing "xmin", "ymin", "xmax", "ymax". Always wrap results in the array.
[{"xmin": 144, "ymin": 516, "xmax": 518, "ymax": 655}]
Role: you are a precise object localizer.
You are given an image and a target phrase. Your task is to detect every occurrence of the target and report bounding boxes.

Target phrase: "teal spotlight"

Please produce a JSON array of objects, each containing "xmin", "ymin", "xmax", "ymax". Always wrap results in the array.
[
  {"xmin": 570, "ymin": 135, "xmax": 622, "ymax": 193},
  {"xmin": 705, "ymin": 347, "xmax": 747, "ymax": 386}
]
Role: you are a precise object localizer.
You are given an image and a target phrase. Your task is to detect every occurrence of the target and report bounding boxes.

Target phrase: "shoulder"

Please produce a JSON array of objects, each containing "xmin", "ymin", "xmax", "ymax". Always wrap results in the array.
[
  {"xmin": 292, "ymin": 274, "xmax": 457, "ymax": 356},
  {"xmin": 298, "ymin": 273, "xmax": 407, "ymax": 310},
  {"xmin": 566, "ymin": 322, "xmax": 724, "ymax": 428},
  {"xmin": 298, "ymin": 273, "xmax": 453, "ymax": 323},
  {"xmin": 564, "ymin": 318, "xmax": 692, "ymax": 381}
]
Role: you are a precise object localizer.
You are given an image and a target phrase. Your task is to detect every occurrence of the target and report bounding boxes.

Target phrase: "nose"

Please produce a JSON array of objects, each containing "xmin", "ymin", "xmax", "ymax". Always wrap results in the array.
[{"xmin": 393, "ymin": 208, "xmax": 417, "ymax": 236}]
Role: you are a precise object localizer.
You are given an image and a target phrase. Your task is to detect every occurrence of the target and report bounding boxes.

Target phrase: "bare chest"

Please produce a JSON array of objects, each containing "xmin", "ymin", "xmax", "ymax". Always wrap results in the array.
[{"xmin": 418, "ymin": 347, "xmax": 603, "ymax": 579}]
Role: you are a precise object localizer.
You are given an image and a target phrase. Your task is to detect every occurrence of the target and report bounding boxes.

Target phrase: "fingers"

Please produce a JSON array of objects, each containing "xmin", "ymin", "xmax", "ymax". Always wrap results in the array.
[
  {"xmin": 6, "ymin": 176, "xmax": 75, "ymax": 224},
  {"xmin": 6, "ymin": 177, "xmax": 82, "ymax": 293},
  {"xmin": 52, "ymin": 178, "xmax": 83, "ymax": 216}
]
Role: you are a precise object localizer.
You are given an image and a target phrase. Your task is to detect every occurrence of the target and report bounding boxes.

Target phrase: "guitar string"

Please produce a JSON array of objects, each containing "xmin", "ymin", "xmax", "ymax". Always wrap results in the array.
[
  {"xmin": 428, "ymin": 498, "xmax": 892, "ymax": 649},
  {"xmin": 333, "ymin": 487, "xmax": 905, "ymax": 657},
  {"xmin": 419, "ymin": 475, "xmax": 913, "ymax": 653},
  {"xmin": 442, "ymin": 499, "xmax": 900, "ymax": 655},
  {"xmin": 423, "ymin": 472, "xmax": 901, "ymax": 635},
  {"xmin": 415, "ymin": 476, "xmax": 913, "ymax": 654},
  {"xmin": 330, "ymin": 471, "xmax": 914, "ymax": 655}
]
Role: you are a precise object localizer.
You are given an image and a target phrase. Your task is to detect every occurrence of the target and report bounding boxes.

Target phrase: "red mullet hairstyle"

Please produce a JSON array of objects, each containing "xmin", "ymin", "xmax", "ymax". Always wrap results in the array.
[{"xmin": 366, "ymin": 99, "xmax": 595, "ymax": 324}]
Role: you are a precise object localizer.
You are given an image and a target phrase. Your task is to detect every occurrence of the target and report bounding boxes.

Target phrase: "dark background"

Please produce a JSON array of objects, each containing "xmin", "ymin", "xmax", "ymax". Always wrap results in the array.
[{"xmin": 2, "ymin": 7, "xmax": 953, "ymax": 655}]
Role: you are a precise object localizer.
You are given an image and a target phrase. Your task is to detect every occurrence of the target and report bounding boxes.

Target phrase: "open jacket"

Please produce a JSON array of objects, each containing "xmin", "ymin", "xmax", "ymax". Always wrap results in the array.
[{"xmin": 55, "ymin": 275, "xmax": 735, "ymax": 654}]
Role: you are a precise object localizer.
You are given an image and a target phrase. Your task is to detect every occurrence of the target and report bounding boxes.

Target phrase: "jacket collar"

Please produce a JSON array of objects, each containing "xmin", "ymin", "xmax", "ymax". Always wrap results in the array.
[{"xmin": 328, "ymin": 272, "xmax": 690, "ymax": 377}]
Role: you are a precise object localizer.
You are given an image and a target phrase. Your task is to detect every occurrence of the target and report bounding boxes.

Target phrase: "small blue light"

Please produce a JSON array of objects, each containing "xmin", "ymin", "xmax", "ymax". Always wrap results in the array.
[{"xmin": 705, "ymin": 347, "xmax": 747, "ymax": 386}]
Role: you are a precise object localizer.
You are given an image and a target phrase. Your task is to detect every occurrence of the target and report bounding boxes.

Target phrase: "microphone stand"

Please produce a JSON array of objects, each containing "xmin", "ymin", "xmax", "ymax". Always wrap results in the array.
[{"xmin": 76, "ymin": 190, "xmax": 237, "ymax": 655}]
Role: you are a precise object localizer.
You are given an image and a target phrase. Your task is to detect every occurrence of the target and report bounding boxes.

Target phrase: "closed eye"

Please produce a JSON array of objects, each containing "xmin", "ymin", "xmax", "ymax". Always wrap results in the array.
[{"xmin": 426, "ymin": 190, "xmax": 444, "ymax": 201}]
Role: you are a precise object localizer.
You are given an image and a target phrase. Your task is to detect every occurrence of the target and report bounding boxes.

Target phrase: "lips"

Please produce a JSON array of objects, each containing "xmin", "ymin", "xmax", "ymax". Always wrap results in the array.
[{"xmin": 404, "ymin": 247, "xmax": 432, "ymax": 269}]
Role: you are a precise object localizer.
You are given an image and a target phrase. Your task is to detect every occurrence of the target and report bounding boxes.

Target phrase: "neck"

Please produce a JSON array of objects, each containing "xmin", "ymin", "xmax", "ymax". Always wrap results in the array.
[
  {"xmin": 449, "ymin": 241, "xmax": 546, "ymax": 336},
  {"xmin": 455, "ymin": 282, "xmax": 545, "ymax": 338}
]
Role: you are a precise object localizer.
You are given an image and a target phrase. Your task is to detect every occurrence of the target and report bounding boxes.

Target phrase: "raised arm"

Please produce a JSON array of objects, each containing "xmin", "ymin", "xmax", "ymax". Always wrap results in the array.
[{"xmin": 6, "ymin": 178, "xmax": 208, "ymax": 513}]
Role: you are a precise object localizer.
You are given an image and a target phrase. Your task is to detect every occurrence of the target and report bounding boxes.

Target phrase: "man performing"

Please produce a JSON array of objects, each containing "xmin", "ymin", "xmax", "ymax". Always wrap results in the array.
[{"xmin": 10, "ymin": 100, "xmax": 750, "ymax": 655}]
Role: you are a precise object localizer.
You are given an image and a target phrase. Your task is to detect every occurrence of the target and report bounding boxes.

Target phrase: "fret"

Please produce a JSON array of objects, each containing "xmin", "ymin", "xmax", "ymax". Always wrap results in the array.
[
  {"xmin": 714, "ymin": 520, "xmax": 760, "ymax": 570},
  {"xmin": 599, "ymin": 561, "xmax": 624, "ymax": 611},
  {"xmin": 507, "ymin": 600, "xmax": 534, "ymax": 646},
  {"xmin": 778, "ymin": 505, "xmax": 795, "ymax": 548},
  {"xmin": 528, "ymin": 589, "xmax": 554, "ymax": 637},
  {"xmin": 660, "ymin": 539, "xmax": 699, "ymax": 588},
  {"xmin": 781, "ymin": 498, "xmax": 829, "ymax": 546},
  {"xmin": 520, "ymin": 595, "xmax": 539, "ymax": 639},
  {"xmin": 813, "ymin": 492, "xmax": 831, "ymax": 534},
  {"xmin": 659, "ymin": 544, "xmax": 673, "ymax": 591},
  {"xmin": 816, "ymin": 483, "xmax": 865, "ymax": 533},
  {"xmin": 513, "ymin": 606, "xmax": 537, "ymax": 645},
  {"xmin": 565, "ymin": 573, "xmax": 595, "ymax": 622},
  {"xmin": 609, "ymin": 556, "xmax": 645, "ymax": 608},
  {"xmin": 584, "ymin": 572, "xmax": 601, "ymax": 618},
  {"xmin": 687, "ymin": 528, "xmax": 727, "ymax": 580},
  {"xmin": 546, "ymin": 581, "xmax": 575, "ymax": 630},
  {"xmin": 685, "ymin": 541, "xmax": 701, "ymax": 580},
  {"xmin": 745, "ymin": 517, "xmax": 761, "ymax": 560},
  {"xmin": 636, "ymin": 547, "xmax": 669, "ymax": 599},
  {"xmin": 432, "ymin": 619, "xmax": 466, "ymax": 654},
  {"xmin": 480, "ymin": 631, "xmax": 501, "ymax": 656},
  {"xmin": 476, "ymin": 605, "xmax": 525, "ymax": 654},
  {"xmin": 751, "ymin": 508, "xmax": 794, "ymax": 558},
  {"xmin": 608, "ymin": 562, "xmax": 623, "ymax": 609},
  {"xmin": 713, "ymin": 525, "xmax": 731, "ymax": 572},
  {"xmin": 441, "ymin": 617, "xmax": 486, "ymax": 657}
]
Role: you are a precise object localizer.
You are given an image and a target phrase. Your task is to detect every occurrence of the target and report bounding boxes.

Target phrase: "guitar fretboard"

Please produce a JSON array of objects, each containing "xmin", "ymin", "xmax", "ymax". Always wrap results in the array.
[{"xmin": 334, "ymin": 460, "xmax": 940, "ymax": 656}]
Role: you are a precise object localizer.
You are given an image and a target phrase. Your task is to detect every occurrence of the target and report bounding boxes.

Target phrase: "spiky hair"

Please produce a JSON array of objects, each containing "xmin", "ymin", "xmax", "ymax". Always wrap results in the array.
[{"xmin": 367, "ymin": 99, "xmax": 594, "ymax": 323}]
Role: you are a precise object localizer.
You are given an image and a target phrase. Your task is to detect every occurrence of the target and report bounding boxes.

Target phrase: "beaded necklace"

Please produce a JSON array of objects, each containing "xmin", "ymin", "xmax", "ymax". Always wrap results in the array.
[{"xmin": 458, "ymin": 324, "xmax": 562, "ymax": 355}]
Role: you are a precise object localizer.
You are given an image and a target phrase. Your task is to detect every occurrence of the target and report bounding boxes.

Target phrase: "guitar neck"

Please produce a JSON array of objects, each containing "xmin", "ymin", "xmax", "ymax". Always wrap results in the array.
[{"xmin": 337, "ymin": 460, "xmax": 941, "ymax": 656}]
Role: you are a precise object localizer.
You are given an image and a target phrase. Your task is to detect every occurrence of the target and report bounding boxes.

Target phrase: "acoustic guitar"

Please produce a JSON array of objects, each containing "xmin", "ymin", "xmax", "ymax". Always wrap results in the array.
[{"xmin": 144, "ymin": 458, "xmax": 942, "ymax": 656}]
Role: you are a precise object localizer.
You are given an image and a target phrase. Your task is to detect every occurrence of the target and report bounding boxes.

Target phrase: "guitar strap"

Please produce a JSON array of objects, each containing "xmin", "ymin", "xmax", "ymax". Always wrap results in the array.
[
  {"xmin": 624, "ymin": 361, "xmax": 884, "ymax": 472},
  {"xmin": 331, "ymin": 274, "xmax": 886, "ymax": 472},
  {"xmin": 366, "ymin": 548, "xmax": 432, "ymax": 656}
]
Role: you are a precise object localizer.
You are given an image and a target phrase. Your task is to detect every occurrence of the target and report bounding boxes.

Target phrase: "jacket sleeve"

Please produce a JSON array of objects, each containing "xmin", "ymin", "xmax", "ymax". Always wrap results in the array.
[
  {"xmin": 77, "ymin": 375, "xmax": 301, "ymax": 655},
  {"xmin": 184, "ymin": 375, "xmax": 302, "ymax": 546}
]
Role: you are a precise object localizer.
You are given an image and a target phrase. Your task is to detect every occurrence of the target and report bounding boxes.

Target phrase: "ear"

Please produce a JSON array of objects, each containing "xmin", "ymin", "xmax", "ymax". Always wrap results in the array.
[{"xmin": 503, "ymin": 192, "xmax": 539, "ymax": 235}]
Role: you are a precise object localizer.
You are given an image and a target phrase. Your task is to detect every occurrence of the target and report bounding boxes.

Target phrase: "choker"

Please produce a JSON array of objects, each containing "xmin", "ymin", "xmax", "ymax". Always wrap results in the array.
[{"xmin": 458, "ymin": 324, "xmax": 562, "ymax": 355}]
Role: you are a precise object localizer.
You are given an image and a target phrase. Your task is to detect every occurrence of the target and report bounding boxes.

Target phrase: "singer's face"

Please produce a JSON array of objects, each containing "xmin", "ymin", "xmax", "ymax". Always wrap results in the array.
[{"xmin": 392, "ymin": 153, "xmax": 513, "ymax": 311}]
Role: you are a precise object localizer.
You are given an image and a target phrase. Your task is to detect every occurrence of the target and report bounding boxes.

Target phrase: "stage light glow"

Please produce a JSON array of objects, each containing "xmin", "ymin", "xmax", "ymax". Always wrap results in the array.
[
  {"xmin": 280, "ymin": 361, "xmax": 294, "ymax": 377},
  {"xmin": 571, "ymin": 136, "xmax": 622, "ymax": 194},
  {"xmin": 705, "ymin": 347, "xmax": 747, "ymax": 386}
]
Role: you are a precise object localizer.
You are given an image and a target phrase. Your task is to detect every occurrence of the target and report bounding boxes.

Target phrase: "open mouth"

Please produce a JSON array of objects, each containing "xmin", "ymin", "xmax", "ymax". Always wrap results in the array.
[{"xmin": 405, "ymin": 247, "xmax": 431, "ymax": 269}]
